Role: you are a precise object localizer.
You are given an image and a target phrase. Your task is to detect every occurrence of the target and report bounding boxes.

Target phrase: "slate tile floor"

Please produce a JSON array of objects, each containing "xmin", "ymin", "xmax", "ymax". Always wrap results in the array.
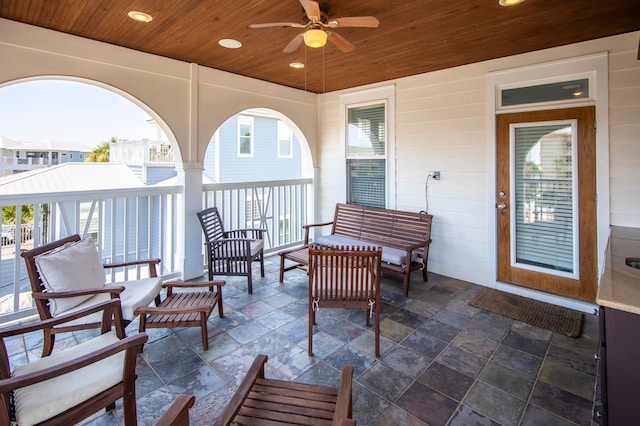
[{"xmin": 7, "ymin": 255, "xmax": 601, "ymax": 425}]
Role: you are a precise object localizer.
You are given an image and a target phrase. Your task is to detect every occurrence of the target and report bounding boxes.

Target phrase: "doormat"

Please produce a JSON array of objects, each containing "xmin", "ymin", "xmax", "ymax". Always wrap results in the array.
[{"xmin": 469, "ymin": 288, "xmax": 584, "ymax": 337}]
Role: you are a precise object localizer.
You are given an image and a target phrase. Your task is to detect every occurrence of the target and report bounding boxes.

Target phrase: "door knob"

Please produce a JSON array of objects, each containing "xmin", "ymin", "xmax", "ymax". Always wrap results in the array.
[{"xmin": 496, "ymin": 203, "xmax": 507, "ymax": 210}]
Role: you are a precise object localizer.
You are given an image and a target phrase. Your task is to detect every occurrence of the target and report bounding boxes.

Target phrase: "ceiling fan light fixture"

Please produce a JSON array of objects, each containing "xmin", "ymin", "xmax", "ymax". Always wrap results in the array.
[
  {"xmin": 303, "ymin": 29, "xmax": 327, "ymax": 48},
  {"xmin": 499, "ymin": 0, "xmax": 525, "ymax": 5},
  {"xmin": 127, "ymin": 11, "xmax": 153, "ymax": 23}
]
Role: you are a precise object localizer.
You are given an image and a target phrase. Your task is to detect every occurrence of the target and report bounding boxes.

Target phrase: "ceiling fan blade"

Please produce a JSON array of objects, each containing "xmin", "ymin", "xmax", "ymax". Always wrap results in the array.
[
  {"xmin": 249, "ymin": 22, "xmax": 305, "ymax": 28},
  {"xmin": 328, "ymin": 16, "xmax": 380, "ymax": 28},
  {"xmin": 299, "ymin": 0, "xmax": 321, "ymax": 21},
  {"xmin": 328, "ymin": 32, "xmax": 355, "ymax": 53},
  {"xmin": 283, "ymin": 33, "xmax": 305, "ymax": 53}
]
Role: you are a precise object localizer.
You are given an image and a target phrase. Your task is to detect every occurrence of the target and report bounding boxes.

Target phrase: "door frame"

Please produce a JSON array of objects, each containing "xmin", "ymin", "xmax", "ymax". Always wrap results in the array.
[
  {"xmin": 486, "ymin": 53, "xmax": 610, "ymax": 311},
  {"xmin": 496, "ymin": 107, "xmax": 597, "ymax": 301}
]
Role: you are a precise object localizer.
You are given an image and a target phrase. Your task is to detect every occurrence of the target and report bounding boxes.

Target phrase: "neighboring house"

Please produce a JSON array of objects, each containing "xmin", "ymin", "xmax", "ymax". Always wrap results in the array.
[
  {"xmin": 204, "ymin": 110, "xmax": 302, "ymax": 183},
  {"xmin": 112, "ymin": 110, "xmax": 301, "ymax": 185},
  {"xmin": 0, "ymin": 136, "xmax": 89, "ymax": 176},
  {"xmin": 109, "ymin": 138, "xmax": 177, "ymax": 184}
]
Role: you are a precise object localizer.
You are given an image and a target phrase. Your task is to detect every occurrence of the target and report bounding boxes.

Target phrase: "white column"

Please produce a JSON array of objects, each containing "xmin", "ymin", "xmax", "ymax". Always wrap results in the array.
[{"xmin": 176, "ymin": 162, "xmax": 204, "ymax": 280}]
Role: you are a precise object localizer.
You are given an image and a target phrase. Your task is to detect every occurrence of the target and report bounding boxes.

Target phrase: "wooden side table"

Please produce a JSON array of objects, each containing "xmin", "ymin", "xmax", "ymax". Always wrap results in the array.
[
  {"xmin": 135, "ymin": 280, "xmax": 224, "ymax": 350},
  {"xmin": 278, "ymin": 246, "xmax": 309, "ymax": 282}
]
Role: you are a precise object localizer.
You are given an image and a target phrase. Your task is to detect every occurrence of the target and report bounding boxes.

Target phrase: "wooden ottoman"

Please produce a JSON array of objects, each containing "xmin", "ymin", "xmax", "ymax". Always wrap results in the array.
[{"xmin": 135, "ymin": 280, "xmax": 224, "ymax": 350}]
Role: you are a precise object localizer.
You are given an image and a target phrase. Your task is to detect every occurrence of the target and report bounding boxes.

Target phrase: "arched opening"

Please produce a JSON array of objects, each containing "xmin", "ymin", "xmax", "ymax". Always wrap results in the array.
[
  {"xmin": 202, "ymin": 108, "xmax": 313, "ymax": 252},
  {"xmin": 0, "ymin": 78, "xmax": 182, "ymax": 317}
]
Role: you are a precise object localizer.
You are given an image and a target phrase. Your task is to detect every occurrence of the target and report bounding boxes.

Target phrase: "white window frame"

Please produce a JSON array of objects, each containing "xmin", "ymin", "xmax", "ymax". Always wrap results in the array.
[
  {"xmin": 277, "ymin": 120, "xmax": 293, "ymax": 158},
  {"xmin": 237, "ymin": 115, "xmax": 254, "ymax": 157},
  {"xmin": 339, "ymin": 85, "xmax": 396, "ymax": 208}
]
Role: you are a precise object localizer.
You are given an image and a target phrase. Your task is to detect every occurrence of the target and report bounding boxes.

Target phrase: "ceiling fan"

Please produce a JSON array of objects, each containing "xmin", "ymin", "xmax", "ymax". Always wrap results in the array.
[{"xmin": 249, "ymin": 0, "xmax": 379, "ymax": 53}]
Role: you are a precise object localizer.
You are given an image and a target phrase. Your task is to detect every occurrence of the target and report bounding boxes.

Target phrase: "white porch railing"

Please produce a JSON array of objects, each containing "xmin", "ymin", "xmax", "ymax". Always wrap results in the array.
[
  {"xmin": 0, "ymin": 178, "xmax": 312, "ymax": 322},
  {"xmin": 202, "ymin": 178, "xmax": 312, "ymax": 254}
]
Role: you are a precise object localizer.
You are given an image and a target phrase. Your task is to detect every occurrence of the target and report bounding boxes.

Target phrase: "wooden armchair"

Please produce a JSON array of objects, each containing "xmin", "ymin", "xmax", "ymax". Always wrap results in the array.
[
  {"xmin": 156, "ymin": 394, "xmax": 196, "ymax": 426},
  {"xmin": 308, "ymin": 245, "xmax": 382, "ymax": 357},
  {"xmin": 213, "ymin": 354, "xmax": 355, "ymax": 425},
  {"xmin": 197, "ymin": 207, "xmax": 265, "ymax": 294},
  {"xmin": 21, "ymin": 234, "xmax": 163, "ymax": 356},
  {"xmin": 0, "ymin": 299, "xmax": 148, "ymax": 426}
]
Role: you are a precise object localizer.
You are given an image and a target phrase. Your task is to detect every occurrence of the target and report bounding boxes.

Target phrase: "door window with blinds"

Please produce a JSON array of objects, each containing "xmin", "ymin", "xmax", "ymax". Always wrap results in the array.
[
  {"xmin": 346, "ymin": 102, "xmax": 387, "ymax": 208},
  {"xmin": 511, "ymin": 121, "xmax": 579, "ymax": 278}
]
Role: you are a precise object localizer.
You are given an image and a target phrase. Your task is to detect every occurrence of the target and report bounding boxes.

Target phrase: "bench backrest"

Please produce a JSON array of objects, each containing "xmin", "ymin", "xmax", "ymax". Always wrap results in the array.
[{"xmin": 331, "ymin": 203, "xmax": 432, "ymax": 254}]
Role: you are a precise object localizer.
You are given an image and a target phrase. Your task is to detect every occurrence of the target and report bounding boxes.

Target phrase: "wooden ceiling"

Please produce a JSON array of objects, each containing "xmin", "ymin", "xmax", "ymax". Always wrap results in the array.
[{"xmin": 2, "ymin": 0, "xmax": 639, "ymax": 93}]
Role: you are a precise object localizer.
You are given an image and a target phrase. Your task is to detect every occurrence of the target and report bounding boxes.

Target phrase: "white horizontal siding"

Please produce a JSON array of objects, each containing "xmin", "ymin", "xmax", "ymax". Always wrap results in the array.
[
  {"xmin": 319, "ymin": 30, "xmax": 640, "ymax": 290},
  {"xmin": 608, "ymin": 41, "xmax": 640, "ymax": 227}
]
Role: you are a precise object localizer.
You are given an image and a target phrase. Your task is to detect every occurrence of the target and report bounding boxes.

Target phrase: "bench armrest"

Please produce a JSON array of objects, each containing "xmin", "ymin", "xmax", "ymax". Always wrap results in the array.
[
  {"xmin": 302, "ymin": 221, "xmax": 334, "ymax": 244},
  {"xmin": 213, "ymin": 354, "xmax": 268, "ymax": 426}
]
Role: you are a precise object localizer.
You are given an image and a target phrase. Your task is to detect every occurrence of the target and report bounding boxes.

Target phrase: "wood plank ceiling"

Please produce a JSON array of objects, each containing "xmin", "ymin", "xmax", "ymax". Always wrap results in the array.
[{"xmin": 2, "ymin": 0, "xmax": 639, "ymax": 93}]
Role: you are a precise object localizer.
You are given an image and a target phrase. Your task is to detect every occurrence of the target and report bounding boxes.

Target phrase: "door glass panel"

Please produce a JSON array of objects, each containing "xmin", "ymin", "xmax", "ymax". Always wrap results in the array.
[{"xmin": 512, "ymin": 122, "xmax": 577, "ymax": 276}]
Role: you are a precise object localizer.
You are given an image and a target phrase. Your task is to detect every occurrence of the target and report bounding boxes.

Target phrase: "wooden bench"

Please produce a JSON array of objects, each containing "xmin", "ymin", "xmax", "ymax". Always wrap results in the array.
[
  {"xmin": 213, "ymin": 354, "xmax": 355, "ymax": 426},
  {"xmin": 281, "ymin": 203, "xmax": 432, "ymax": 297}
]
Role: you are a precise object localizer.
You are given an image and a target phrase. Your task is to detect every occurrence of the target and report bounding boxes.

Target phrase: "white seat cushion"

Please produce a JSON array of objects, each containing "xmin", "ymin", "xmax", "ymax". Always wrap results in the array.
[
  {"xmin": 56, "ymin": 277, "xmax": 163, "ymax": 324},
  {"xmin": 109, "ymin": 277, "xmax": 163, "ymax": 320},
  {"xmin": 250, "ymin": 239, "xmax": 264, "ymax": 257},
  {"xmin": 13, "ymin": 333, "xmax": 123, "ymax": 426},
  {"xmin": 314, "ymin": 235, "xmax": 418, "ymax": 266},
  {"xmin": 34, "ymin": 237, "xmax": 106, "ymax": 316}
]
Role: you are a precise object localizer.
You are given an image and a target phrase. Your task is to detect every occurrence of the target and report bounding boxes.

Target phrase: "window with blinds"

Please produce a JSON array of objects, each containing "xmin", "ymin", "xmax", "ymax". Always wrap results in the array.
[
  {"xmin": 513, "ymin": 123, "xmax": 577, "ymax": 275},
  {"xmin": 238, "ymin": 115, "xmax": 253, "ymax": 157},
  {"xmin": 346, "ymin": 102, "xmax": 386, "ymax": 208}
]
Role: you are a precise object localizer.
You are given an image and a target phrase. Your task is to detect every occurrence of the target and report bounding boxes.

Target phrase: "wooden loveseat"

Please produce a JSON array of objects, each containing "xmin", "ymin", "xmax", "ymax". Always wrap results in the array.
[{"xmin": 303, "ymin": 203, "xmax": 433, "ymax": 297}]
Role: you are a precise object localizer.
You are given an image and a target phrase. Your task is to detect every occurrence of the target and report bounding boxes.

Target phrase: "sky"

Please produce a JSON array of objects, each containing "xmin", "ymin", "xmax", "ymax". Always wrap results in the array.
[{"xmin": 0, "ymin": 80, "xmax": 166, "ymax": 149}]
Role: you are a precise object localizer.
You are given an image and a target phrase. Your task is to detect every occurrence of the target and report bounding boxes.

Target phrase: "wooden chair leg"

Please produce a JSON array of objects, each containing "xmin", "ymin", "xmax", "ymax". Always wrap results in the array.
[
  {"xmin": 279, "ymin": 254, "xmax": 286, "ymax": 283},
  {"xmin": 308, "ymin": 304, "xmax": 314, "ymax": 356},
  {"xmin": 375, "ymin": 307, "xmax": 380, "ymax": 358},
  {"xmin": 200, "ymin": 312, "xmax": 209, "ymax": 351},
  {"xmin": 403, "ymin": 273, "xmax": 410, "ymax": 297},
  {"xmin": 42, "ymin": 328, "xmax": 55, "ymax": 357},
  {"xmin": 122, "ymin": 390, "xmax": 138, "ymax": 426},
  {"xmin": 259, "ymin": 252, "xmax": 265, "ymax": 277},
  {"xmin": 216, "ymin": 291, "xmax": 224, "ymax": 318}
]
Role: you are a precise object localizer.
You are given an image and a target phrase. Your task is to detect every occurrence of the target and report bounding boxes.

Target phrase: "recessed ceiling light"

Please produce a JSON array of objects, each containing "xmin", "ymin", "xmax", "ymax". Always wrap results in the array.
[
  {"xmin": 128, "ymin": 11, "xmax": 153, "ymax": 23},
  {"xmin": 499, "ymin": 0, "xmax": 525, "ymax": 6},
  {"xmin": 289, "ymin": 62, "xmax": 305, "ymax": 69},
  {"xmin": 219, "ymin": 39, "xmax": 242, "ymax": 49}
]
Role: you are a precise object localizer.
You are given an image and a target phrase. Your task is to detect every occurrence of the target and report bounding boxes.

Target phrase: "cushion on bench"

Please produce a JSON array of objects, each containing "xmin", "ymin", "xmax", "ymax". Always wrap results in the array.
[{"xmin": 314, "ymin": 235, "xmax": 419, "ymax": 266}]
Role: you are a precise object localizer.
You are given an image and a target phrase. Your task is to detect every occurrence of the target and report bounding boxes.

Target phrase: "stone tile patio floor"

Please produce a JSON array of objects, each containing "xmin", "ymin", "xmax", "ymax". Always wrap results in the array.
[{"xmin": 7, "ymin": 255, "xmax": 602, "ymax": 425}]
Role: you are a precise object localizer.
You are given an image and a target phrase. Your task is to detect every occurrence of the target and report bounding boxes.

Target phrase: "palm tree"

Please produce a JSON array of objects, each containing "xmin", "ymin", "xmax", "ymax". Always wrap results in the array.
[
  {"xmin": 2, "ymin": 205, "xmax": 33, "ymax": 225},
  {"xmin": 86, "ymin": 137, "xmax": 117, "ymax": 162}
]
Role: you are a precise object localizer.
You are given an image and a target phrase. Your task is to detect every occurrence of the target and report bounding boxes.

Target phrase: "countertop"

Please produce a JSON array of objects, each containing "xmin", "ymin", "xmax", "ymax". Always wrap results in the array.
[{"xmin": 597, "ymin": 226, "xmax": 640, "ymax": 314}]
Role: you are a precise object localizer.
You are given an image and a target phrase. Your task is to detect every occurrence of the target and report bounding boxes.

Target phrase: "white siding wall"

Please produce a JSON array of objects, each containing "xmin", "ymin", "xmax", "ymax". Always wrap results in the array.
[
  {"xmin": 609, "ymin": 43, "xmax": 640, "ymax": 227},
  {"xmin": 319, "ymin": 31, "xmax": 640, "ymax": 289}
]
